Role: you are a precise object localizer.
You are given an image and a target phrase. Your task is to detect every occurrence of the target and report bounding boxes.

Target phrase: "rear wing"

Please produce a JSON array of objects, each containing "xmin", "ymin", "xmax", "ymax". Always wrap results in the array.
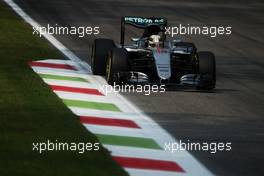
[{"xmin": 121, "ymin": 16, "xmax": 167, "ymax": 47}]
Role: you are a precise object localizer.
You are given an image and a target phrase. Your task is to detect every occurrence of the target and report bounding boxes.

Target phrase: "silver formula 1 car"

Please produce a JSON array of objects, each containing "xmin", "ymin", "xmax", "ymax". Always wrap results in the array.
[{"xmin": 91, "ymin": 16, "xmax": 216, "ymax": 90}]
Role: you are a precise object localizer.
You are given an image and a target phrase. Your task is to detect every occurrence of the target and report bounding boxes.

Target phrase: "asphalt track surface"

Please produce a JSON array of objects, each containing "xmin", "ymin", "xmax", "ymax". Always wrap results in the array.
[{"xmin": 11, "ymin": 0, "xmax": 264, "ymax": 175}]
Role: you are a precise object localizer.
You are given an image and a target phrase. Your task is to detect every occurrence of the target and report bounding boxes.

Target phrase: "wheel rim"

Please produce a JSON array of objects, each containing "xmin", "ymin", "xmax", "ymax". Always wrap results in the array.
[{"xmin": 106, "ymin": 55, "xmax": 112, "ymax": 82}]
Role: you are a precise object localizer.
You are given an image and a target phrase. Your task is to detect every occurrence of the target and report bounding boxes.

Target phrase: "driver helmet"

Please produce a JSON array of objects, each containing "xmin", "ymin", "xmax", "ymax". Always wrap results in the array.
[{"xmin": 148, "ymin": 35, "xmax": 161, "ymax": 48}]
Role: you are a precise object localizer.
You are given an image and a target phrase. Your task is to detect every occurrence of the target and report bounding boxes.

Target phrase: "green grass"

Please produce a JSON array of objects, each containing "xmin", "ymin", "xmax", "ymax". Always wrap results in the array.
[{"xmin": 0, "ymin": 2, "xmax": 128, "ymax": 176}]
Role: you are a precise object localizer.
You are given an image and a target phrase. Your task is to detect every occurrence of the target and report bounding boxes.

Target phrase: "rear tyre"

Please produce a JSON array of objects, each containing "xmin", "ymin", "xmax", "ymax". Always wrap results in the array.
[
  {"xmin": 91, "ymin": 39, "xmax": 115, "ymax": 75},
  {"xmin": 197, "ymin": 51, "xmax": 216, "ymax": 90},
  {"xmin": 106, "ymin": 48, "xmax": 128, "ymax": 85}
]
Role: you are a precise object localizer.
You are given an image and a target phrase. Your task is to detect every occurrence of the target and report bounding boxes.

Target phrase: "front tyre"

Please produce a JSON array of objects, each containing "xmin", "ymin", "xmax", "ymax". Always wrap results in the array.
[
  {"xmin": 91, "ymin": 39, "xmax": 115, "ymax": 75},
  {"xmin": 106, "ymin": 48, "xmax": 128, "ymax": 85},
  {"xmin": 197, "ymin": 51, "xmax": 216, "ymax": 90}
]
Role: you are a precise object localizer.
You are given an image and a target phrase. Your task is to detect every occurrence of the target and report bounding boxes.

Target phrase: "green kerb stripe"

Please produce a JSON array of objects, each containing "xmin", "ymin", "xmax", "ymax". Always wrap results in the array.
[
  {"xmin": 39, "ymin": 73, "xmax": 88, "ymax": 82},
  {"xmin": 63, "ymin": 99, "xmax": 121, "ymax": 112},
  {"xmin": 96, "ymin": 134, "xmax": 162, "ymax": 149}
]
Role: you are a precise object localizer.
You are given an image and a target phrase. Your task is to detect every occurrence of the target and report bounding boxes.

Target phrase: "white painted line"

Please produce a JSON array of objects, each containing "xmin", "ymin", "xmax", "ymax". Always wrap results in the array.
[
  {"xmin": 53, "ymin": 91, "xmax": 109, "ymax": 103},
  {"xmin": 31, "ymin": 66, "xmax": 79, "ymax": 74},
  {"xmin": 70, "ymin": 108, "xmax": 147, "ymax": 123},
  {"xmin": 83, "ymin": 124, "xmax": 146, "ymax": 138},
  {"xmin": 72, "ymin": 109, "xmax": 142, "ymax": 121},
  {"xmin": 68, "ymin": 107, "xmax": 125, "ymax": 117},
  {"xmin": 33, "ymin": 68, "xmax": 89, "ymax": 78},
  {"xmin": 34, "ymin": 59, "xmax": 76, "ymax": 65},
  {"xmin": 125, "ymin": 168, "xmax": 187, "ymax": 176},
  {"xmin": 42, "ymin": 79, "xmax": 97, "ymax": 89}
]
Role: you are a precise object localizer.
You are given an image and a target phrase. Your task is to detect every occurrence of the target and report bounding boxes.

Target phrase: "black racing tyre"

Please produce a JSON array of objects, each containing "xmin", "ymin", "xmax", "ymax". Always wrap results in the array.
[
  {"xmin": 91, "ymin": 38, "xmax": 115, "ymax": 75},
  {"xmin": 106, "ymin": 48, "xmax": 128, "ymax": 85},
  {"xmin": 197, "ymin": 51, "xmax": 216, "ymax": 90}
]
